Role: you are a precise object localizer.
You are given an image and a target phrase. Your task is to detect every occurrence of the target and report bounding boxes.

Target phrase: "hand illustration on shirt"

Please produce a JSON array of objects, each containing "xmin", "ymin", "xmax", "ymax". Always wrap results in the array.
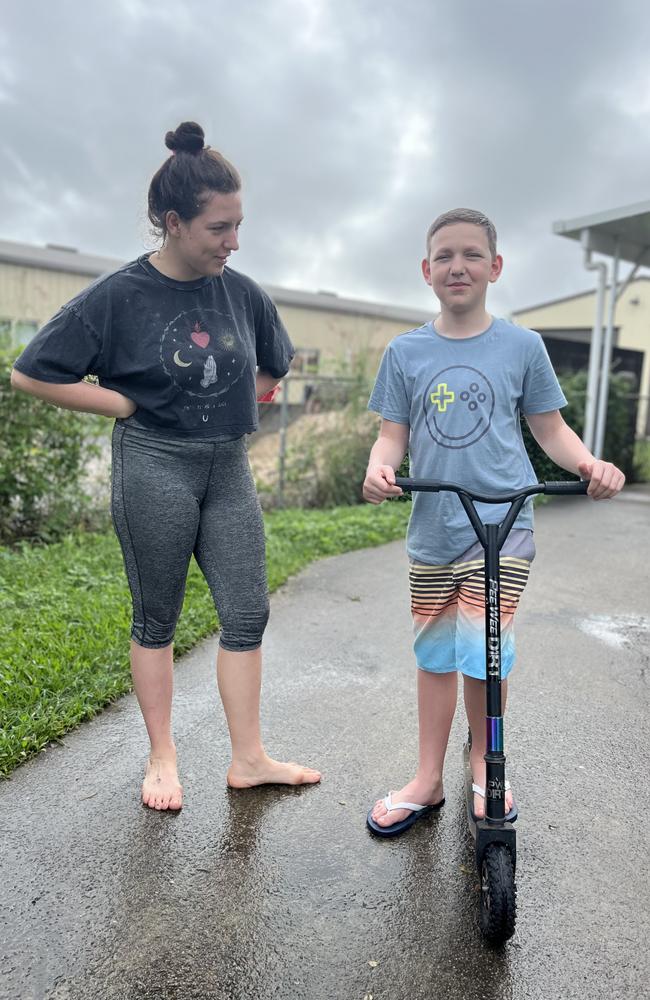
[{"xmin": 200, "ymin": 354, "xmax": 218, "ymax": 389}]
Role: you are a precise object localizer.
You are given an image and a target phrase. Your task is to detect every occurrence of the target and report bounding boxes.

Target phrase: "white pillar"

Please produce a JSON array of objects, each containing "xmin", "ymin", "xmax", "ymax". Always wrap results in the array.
[
  {"xmin": 581, "ymin": 229, "xmax": 607, "ymax": 453},
  {"xmin": 594, "ymin": 241, "xmax": 620, "ymax": 459}
]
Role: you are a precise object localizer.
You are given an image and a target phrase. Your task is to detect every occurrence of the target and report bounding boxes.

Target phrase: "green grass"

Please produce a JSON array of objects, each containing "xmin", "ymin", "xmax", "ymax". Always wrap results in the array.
[{"xmin": 0, "ymin": 502, "xmax": 409, "ymax": 776}]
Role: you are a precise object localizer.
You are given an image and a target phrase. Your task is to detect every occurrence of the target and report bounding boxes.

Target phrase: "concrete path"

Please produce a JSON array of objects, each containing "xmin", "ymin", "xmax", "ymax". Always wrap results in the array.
[{"xmin": 1, "ymin": 489, "xmax": 649, "ymax": 1000}]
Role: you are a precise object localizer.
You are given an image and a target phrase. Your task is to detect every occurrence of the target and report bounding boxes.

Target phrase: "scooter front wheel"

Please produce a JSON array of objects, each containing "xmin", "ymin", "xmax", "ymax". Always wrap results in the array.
[{"xmin": 479, "ymin": 843, "xmax": 517, "ymax": 944}]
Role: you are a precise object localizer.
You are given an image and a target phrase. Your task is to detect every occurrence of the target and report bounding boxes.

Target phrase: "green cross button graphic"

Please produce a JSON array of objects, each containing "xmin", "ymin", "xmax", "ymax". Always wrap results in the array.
[{"xmin": 430, "ymin": 382, "xmax": 455, "ymax": 412}]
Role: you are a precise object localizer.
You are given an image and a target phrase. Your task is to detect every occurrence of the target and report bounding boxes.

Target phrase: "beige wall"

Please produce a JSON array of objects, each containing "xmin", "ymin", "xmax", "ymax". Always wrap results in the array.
[
  {"xmin": 277, "ymin": 303, "xmax": 420, "ymax": 366},
  {"xmin": 0, "ymin": 261, "xmax": 93, "ymax": 336},
  {"xmin": 275, "ymin": 303, "xmax": 425, "ymax": 405},
  {"xmin": 513, "ymin": 278, "xmax": 650, "ymax": 436}
]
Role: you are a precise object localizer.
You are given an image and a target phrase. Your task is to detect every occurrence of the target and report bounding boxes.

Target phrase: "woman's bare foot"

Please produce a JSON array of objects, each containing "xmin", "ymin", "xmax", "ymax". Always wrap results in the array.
[
  {"xmin": 470, "ymin": 748, "xmax": 513, "ymax": 818},
  {"xmin": 227, "ymin": 752, "xmax": 321, "ymax": 788},
  {"xmin": 370, "ymin": 775, "xmax": 444, "ymax": 829},
  {"xmin": 142, "ymin": 752, "xmax": 183, "ymax": 811}
]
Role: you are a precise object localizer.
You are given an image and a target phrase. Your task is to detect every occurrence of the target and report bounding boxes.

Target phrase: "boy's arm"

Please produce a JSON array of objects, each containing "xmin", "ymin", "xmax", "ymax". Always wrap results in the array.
[
  {"xmin": 363, "ymin": 418, "xmax": 409, "ymax": 504},
  {"xmin": 10, "ymin": 369, "xmax": 136, "ymax": 419},
  {"xmin": 525, "ymin": 410, "xmax": 625, "ymax": 499}
]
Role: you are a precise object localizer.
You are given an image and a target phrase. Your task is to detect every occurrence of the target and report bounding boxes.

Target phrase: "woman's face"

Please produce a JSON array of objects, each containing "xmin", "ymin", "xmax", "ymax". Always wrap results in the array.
[{"xmin": 171, "ymin": 190, "xmax": 243, "ymax": 279}]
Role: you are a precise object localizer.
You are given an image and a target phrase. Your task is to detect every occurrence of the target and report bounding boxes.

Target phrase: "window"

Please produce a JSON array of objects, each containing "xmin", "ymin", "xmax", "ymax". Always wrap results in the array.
[
  {"xmin": 13, "ymin": 320, "xmax": 39, "ymax": 346},
  {"xmin": 14, "ymin": 320, "xmax": 40, "ymax": 345},
  {"xmin": 290, "ymin": 348, "xmax": 320, "ymax": 374}
]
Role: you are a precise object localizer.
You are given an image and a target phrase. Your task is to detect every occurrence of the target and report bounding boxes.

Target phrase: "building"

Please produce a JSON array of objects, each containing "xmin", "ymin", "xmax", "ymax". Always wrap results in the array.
[{"xmin": 512, "ymin": 279, "xmax": 649, "ymax": 438}]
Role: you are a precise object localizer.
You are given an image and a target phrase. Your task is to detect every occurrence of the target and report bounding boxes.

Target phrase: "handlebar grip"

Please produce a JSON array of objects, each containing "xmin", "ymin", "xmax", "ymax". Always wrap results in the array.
[
  {"xmin": 544, "ymin": 480, "xmax": 589, "ymax": 495},
  {"xmin": 395, "ymin": 477, "xmax": 438, "ymax": 492}
]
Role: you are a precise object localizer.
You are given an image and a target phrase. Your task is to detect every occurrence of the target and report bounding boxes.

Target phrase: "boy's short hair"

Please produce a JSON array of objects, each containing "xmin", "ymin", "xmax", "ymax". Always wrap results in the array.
[{"xmin": 426, "ymin": 208, "xmax": 497, "ymax": 259}]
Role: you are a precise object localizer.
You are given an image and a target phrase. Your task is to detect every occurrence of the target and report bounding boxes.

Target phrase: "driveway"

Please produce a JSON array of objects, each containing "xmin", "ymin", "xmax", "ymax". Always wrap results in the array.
[{"xmin": 1, "ymin": 488, "xmax": 649, "ymax": 1000}]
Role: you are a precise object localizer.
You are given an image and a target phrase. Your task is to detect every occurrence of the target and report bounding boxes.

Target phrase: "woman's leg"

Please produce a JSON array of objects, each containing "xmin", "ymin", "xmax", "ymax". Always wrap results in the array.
[
  {"xmin": 217, "ymin": 646, "xmax": 320, "ymax": 787},
  {"xmin": 112, "ymin": 423, "xmax": 204, "ymax": 810},
  {"xmin": 370, "ymin": 668, "xmax": 457, "ymax": 828},
  {"xmin": 130, "ymin": 641, "xmax": 183, "ymax": 810},
  {"xmin": 196, "ymin": 439, "xmax": 320, "ymax": 787}
]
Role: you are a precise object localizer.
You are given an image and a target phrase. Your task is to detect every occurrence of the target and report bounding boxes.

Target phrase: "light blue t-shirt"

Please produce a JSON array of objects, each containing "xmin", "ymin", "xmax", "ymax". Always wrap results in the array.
[{"xmin": 368, "ymin": 317, "xmax": 567, "ymax": 564}]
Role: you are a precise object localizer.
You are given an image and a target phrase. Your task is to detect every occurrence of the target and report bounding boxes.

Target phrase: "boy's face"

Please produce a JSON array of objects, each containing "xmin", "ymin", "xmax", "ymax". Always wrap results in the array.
[{"xmin": 422, "ymin": 222, "xmax": 502, "ymax": 314}]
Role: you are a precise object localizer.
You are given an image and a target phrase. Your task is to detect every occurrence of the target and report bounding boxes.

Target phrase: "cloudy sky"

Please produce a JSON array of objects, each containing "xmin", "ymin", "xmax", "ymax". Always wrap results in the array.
[{"xmin": 2, "ymin": 0, "xmax": 650, "ymax": 317}]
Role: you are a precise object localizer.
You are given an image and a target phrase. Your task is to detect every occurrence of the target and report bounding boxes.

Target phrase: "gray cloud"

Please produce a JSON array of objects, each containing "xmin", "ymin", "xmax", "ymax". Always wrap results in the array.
[{"xmin": 2, "ymin": 0, "xmax": 650, "ymax": 318}]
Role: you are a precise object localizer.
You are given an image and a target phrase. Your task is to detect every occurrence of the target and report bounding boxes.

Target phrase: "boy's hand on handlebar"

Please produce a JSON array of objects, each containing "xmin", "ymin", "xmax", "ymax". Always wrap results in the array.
[
  {"xmin": 578, "ymin": 459, "xmax": 625, "ymax": 499},
  {"xmin": 363, "ymin": 465, "xmax": 403, "ymax": 504}
]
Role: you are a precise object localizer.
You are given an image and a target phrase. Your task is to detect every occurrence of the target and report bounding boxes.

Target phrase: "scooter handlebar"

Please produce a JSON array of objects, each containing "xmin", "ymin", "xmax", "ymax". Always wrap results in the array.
[
  {"xmin": 394, "ymin": 477, "xmax": 589, "ymax": 503},
  {"xmin": 542, "ymin": 480, "xmax": 589, "ymax": 495}
]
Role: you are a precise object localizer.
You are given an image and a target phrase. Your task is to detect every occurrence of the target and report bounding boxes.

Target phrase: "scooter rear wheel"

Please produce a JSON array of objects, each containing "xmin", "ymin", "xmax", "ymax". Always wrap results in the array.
[{"xmin": 479, "ymin": 843, "xmax": 517, "ymax": 944}]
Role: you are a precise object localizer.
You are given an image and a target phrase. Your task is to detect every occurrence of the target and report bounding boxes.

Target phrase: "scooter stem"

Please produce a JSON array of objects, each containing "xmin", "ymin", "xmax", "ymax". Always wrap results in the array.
[{"xmin": 484, "ymin": 521, "xmax": 506, "ymax": 823}]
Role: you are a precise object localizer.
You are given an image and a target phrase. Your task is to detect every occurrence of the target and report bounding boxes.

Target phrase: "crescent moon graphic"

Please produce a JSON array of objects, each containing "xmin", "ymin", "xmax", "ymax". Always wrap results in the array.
[{"xmin": 173, "ymin": 350, "xmax": 192, "ymax": 368}]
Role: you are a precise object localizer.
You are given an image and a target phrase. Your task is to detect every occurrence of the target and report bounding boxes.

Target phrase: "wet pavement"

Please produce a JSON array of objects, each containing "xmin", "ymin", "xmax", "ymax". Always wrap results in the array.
[{"xmin": 1, "ymin": 489, "xmax": 649, "ymax": 1000}]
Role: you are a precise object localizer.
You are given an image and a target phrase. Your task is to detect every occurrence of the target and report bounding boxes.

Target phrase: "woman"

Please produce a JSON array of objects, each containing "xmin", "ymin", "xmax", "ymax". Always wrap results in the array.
[{"xmin": 11, "ymin": 121, "xmax": 320, "ymax": 810}]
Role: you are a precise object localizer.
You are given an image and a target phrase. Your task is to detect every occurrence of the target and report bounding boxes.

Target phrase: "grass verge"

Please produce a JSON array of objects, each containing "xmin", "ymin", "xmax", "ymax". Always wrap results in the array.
[{"xmin": 0, "ymin": 502, "xmax": 409, "ymax": 776}]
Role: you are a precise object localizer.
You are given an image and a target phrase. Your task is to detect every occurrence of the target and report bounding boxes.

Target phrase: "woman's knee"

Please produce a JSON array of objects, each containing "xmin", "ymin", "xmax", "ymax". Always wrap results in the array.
[
  {"xmin": 218, "ymin": 601, "xmax": 270, "ymax": 652},
  {"xmin": 131, "ymin": 614, "xmax": 178, "ymax": 648}
]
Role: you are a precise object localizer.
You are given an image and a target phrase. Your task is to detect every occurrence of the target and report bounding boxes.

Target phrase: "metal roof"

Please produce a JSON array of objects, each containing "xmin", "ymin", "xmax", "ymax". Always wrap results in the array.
[
  {"xmin": 553, "ymin": 200, "xmax": 650, "ymax": 267},
  {"xmin": 512, "ymin": 275, "xmax": 650, "ymax": 316},
  {"xmin": 0, "ymin": 238, "xmax": 123, "ymax": 278},
  {"xmin": 0, "ymin": 237, "xmax": 432, "ymax": 326}
]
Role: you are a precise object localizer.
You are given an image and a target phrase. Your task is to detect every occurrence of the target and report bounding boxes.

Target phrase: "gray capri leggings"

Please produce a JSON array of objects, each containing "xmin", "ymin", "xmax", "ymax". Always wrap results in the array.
[{"xmin": 111, "ymin": 419, "xmax": 269, "ymax": 651}]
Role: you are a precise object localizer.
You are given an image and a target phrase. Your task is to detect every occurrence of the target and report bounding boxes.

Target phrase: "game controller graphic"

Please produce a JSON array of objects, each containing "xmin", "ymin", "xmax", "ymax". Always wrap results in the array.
[{"xmin": 423, "ymin": 365, "xmax": 495, "ymax": 449}]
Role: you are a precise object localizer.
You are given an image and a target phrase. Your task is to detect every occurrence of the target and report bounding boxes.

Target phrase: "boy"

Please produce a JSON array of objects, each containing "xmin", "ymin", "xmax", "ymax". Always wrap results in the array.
[{"xmin": 363, "ymin": 208, "xmax": 624, "ymax": 836}]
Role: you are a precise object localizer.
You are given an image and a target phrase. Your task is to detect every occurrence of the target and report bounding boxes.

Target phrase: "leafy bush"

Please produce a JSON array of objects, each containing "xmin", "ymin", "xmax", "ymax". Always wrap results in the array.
[
  {"xmin": 277, "ymin": 367, "xmax": 637, "ymax": 507},
  {"xmin": 522, "ymin": 371, "xmax": 637, "ymax": 482},
  {"xmin": 0, "ymin": 350, "xmax": 106, "ymax": 544},
  {"xmin": 275, "ymin": 360, "xmax": 380, "ymax": 508}
]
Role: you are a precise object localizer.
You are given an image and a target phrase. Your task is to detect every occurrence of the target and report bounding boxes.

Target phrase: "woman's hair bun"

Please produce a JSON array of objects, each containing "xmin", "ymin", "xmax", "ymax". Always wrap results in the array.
[{"xmin": 165, "ymin": 121, "xmax": 205, "ymax": 155}]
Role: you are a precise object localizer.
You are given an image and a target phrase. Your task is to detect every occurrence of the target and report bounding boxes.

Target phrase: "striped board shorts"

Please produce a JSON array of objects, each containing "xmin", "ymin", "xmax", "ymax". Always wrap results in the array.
[{"xmin": 409, "ymin": 529, "xmax": 535, "ymax": 680}]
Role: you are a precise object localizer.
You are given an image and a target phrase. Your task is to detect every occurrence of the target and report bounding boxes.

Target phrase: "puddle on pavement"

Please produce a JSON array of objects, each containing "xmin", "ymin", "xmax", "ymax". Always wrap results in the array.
[{"xmin": 575, "ymin": 614, "xmax": 650, "ymax": 649}]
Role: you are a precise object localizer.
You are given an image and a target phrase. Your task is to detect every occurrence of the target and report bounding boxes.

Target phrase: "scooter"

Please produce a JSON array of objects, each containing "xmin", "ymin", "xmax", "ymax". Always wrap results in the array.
[{"xmin": 395, "ymin": 476, "xmax": 588, "ymax": 945}]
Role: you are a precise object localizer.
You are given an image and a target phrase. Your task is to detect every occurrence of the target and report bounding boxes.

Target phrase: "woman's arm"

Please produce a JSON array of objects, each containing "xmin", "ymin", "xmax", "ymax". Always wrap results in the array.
[
  {"xmin": 10, "ymin": 370, "xmax": 136, "ymax": 419},
  {"xmin": 256, "ymin": 368, "xmax": 283, "ymax": 401},
  {"xmin": 525, "ymin": 409, "xmax": 625, "ymax": 499}
]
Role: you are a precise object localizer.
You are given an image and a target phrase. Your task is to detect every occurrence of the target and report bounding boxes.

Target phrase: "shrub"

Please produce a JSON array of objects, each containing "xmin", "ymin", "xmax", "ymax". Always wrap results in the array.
[
  {"xmin": 522, "ymin": 371, "xmax": 637, "ymax": 482},
  {"xmin": 0, "ymin": 350, "xmax": 105, "ymax": 543},
  {"xmin": 276, "ymin": 367, "xmax": 637, "ymax": 508}
]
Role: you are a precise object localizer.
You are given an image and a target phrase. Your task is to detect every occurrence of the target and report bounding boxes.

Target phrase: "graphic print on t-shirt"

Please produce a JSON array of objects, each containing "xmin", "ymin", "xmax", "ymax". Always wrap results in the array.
[
  {"xmin": 160, "ymin": 307, "xmax": 248, "ymax": 398},
  {"xmin": 423, "ymin": 364, "xmax": 495, "ymax": 449}
]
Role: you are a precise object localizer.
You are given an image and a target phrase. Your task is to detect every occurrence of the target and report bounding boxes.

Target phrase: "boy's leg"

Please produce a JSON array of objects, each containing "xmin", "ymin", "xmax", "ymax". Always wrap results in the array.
[
  {"xmin": 370, "ymin": 667, "xmax": 456, "ymax": 828},
  {"xmin": 463, "ymin": 676, "xmax": 513, "ymax": 818},
  {"xmin": 371, "ymin": 557, "xmax": 458, "ymax": 828}
]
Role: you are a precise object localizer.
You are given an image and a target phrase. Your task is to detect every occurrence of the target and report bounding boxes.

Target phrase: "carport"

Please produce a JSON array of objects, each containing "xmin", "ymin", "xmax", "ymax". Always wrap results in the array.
[{"xmin": 553, "ymin": 200, "xmax": 650, "ymax": 455}]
